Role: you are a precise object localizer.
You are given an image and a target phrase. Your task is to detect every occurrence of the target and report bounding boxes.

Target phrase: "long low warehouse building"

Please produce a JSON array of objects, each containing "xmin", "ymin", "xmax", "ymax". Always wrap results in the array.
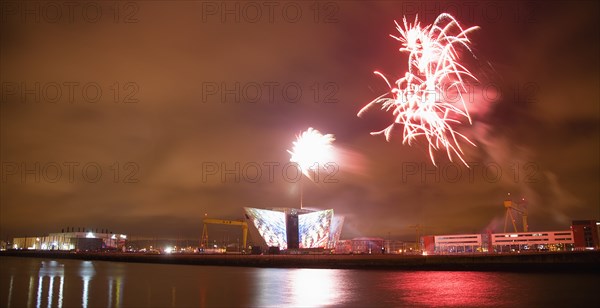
[
  {"xmin": 423, "ymin": 231, "xmax": 575, "ymax": 254},
  {"xmin": 422, "ymin": 220, "xmax": 599, "ymax": 254},
  {"xmin": 12, "ymin": 229, "xmax": 127, "ymax": 251}
]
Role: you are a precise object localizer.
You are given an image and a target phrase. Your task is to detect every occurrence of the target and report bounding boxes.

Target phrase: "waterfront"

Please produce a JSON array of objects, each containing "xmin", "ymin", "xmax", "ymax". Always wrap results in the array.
[{"xmin": 1, "ymin": 256, "xmax": 598, "ymax": 307}]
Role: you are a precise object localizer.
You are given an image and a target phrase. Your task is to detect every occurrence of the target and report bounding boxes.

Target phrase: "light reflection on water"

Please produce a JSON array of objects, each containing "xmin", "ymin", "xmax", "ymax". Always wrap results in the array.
[
  {"xmin": 36, "ymin": 260, "xmax": 65, "ymax": 308},
  {"xmin": 6, "ymin": 275, "xmax": 12, "ymax": 308},
  {"xmin": 385, "ymin": 271, "xmax": 506, "ymax": 307},
  {"xmin": 79, "ymin": 261, "xmax": 94, "ymax": 308},
  {"xmin": 1, "ymin": 258, "xmax": 121, "ymax": 308},
  {"xmin": 0, "ymin": 257, "xmax": 597, "ymax": 307},
  {"xmin": 253, "ymin": 268, "xmax": 350, "ymax": 307}
]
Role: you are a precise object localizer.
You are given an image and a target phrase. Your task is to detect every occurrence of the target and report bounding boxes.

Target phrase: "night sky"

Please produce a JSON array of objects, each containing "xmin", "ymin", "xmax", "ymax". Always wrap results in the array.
[{"xmin": 1, "ymin": 1, "xmax": 598, "ymax": 241}]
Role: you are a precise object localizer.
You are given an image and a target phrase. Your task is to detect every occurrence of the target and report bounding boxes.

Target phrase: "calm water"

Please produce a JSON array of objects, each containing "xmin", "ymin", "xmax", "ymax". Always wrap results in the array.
[{"xmin": 0, "ymin": 256, "xmax": 598, "ymax": 307}]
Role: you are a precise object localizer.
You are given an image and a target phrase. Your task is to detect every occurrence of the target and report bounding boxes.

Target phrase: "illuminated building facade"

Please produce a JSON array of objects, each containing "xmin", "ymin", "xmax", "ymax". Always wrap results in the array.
[
  {"xmin": 490, "ymin": 231, "xmax": 574, "ymax": 252},
  {"xmin": 350, "ymin": 237, "xmax": 385, "ymax": 254},
  {"xmin": 433, "ymin": 234, "xmax": 483, "ymax": 253},
  {"xmin": 244, "ymin": 207, "xmax": 343, "ymax": 250},
  {"xmin": 571, "ymin": 220, "xmax": 600, "ymax": 249},
  {"xmin": 12, "ymin": 229, "xmax": 127, "ymax": 251},
  {"xmin": 420, "ymin": 220, "xmax": 600, "ymax": 254},
  {"xmin": 422, "ymin": 230, "xmax": 575, "ymax": 254},
  {"xmin": 335, "ymin": 239, "xmax": 411, "ymax": 254}
]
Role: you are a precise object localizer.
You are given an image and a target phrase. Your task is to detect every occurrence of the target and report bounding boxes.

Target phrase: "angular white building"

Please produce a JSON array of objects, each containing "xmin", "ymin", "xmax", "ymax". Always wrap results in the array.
[{"xmin": 244, "ymin": 207, "xmax": 344, "ymax": 250}]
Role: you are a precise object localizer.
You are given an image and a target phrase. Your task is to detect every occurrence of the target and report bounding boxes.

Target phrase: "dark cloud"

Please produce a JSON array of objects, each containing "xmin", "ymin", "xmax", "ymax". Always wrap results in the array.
[{"xmin": 1, "ymin": 1, "xmax": 598, "ymax": 241}]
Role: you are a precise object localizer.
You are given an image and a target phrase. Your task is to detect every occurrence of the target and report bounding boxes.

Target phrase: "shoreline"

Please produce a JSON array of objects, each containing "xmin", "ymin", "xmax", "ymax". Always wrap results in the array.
[{"xmin": 2, "ymin": 250, "xmax": 599, "ymax": 272}]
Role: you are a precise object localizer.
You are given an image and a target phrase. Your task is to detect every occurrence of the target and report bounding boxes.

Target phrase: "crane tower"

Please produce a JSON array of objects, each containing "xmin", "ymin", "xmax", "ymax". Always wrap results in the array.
[{"xmin": 503, "ymin": 193, "xmax": 528, "ymax": 233}]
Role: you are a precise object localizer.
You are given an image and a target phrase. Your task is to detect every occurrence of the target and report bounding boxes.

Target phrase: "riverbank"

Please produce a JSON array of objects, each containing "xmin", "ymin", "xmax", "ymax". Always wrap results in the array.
[{"xmin": 1, "ymin": 250, "xmax": 599, "ymax": 272}]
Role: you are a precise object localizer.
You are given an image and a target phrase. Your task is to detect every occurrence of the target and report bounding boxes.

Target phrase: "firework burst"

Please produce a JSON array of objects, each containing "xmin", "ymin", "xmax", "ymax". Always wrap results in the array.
[
  {"xmin": 288, "ymin": 128, "xmax": 335, "ymax": 179},
  {"xmin": 358, "ymin": 13, "xmax": 479, "ymax": 166}
]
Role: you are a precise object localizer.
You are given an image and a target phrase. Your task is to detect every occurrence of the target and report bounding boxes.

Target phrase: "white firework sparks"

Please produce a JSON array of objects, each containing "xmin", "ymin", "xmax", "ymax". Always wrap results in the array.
[
  {"xmin": 358, "ymin": 13, "xmax": 479, "ymax": 166},
  {"xmin": 288, "ymin": 127, "xmax": 335, "ymax": 179}
]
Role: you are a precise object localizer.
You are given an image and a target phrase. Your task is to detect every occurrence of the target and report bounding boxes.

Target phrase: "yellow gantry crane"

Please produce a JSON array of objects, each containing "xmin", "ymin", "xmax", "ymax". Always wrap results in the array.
[
  {"xmin": 503, "ymin": 193, "xmax": 528, "ymax": 233},
  {"xmin": 201, "ymin": 218, "xmax": 248, "ymax": 250}
]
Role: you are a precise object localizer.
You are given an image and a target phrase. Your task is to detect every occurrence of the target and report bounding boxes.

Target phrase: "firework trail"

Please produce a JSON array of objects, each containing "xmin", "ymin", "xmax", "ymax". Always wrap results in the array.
[
  {"xmin": 288, "ymin": 127, "xmax": 335, "ymax": 179},
  {"xmin": 358, "ymin": 13, "xmax": 479, "ymax": 166}
]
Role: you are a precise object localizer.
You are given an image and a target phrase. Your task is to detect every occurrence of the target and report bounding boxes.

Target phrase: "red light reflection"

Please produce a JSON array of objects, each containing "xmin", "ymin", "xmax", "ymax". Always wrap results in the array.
[{"xmin": 386, "ymin": 271, "xmax": 508, "ymax": 307}]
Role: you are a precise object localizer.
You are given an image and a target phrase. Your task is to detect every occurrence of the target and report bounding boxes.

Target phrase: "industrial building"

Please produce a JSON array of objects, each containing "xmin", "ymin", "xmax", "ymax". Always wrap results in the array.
[
  {"xmin": 421, "ymin": 220, "xmax": 599, "ymax": 254},
  {"xmin": 571, "ymin": 220, "xmax": 600, "ymax": 249},
  {"xmin": 490, "ymin": 231, "xmax": 575, "ymax": 252},
  {"xmin": 242, "ymin": 207, "xmax": 344, "ymax": 251},
  {"xmin": 334, "ymin": 238, "xmax": 383, "ymax": 254},
  {"xmin": 124, "ymin": 238, "xmax": 199, "ymax": 253},
  {"xmin": 418, "ymin": 194, "xmax": 599, "ymax": 255},
  {"xmin": 12, "ymin": 228, "xmax": 127, "ymax": 251},
  {"xmin": 425, "ymin": 234, "xmax": 483, "ymax": 254}
]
